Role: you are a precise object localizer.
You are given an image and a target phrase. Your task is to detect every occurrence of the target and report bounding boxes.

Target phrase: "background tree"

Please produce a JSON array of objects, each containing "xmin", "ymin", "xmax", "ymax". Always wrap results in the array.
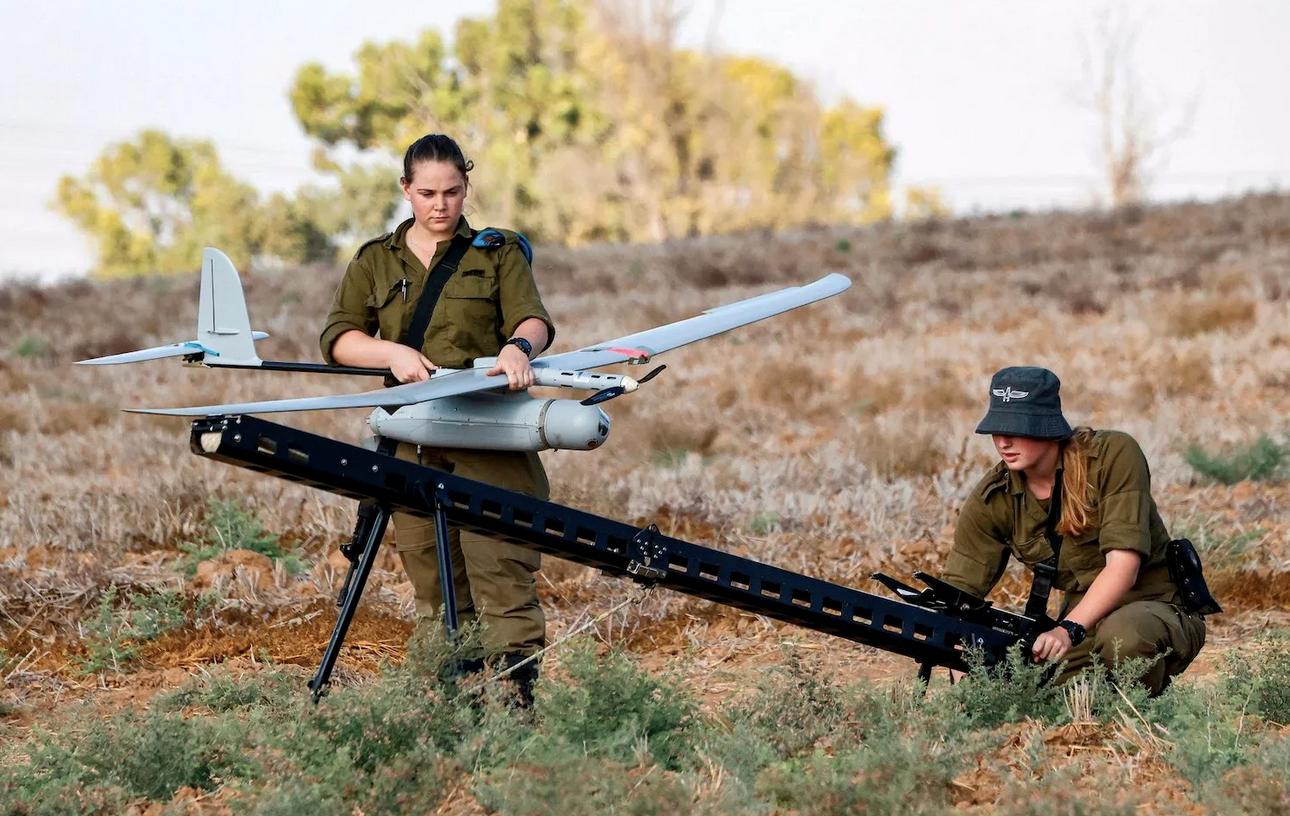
[
  {"xmin": 57, "ymin": 1, "xmax": 900, "ymax": 274},
  {"xmin": 1075, "ymin": 8, "xmax": 1194, "ymax": 208},
  {"xmin": 53, "ymin": 130, "xmax": 334, "ymax": 277},
  {"xmin": 288, "ymin": 0, "xmax": 896, "ymax": 246}
]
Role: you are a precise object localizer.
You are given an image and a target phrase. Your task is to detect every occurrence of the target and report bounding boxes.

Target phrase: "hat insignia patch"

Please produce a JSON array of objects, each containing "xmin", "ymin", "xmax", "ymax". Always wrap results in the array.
[{"xmin": 992, "ymin": 386, "xmax": 1030, "ymax": 402}]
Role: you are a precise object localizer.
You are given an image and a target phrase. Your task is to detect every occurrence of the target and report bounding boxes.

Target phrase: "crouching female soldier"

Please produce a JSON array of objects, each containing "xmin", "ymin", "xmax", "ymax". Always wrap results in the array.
[{"xmin": 941, "ymin": 366, "xmax": 1207, "ymax": 694}]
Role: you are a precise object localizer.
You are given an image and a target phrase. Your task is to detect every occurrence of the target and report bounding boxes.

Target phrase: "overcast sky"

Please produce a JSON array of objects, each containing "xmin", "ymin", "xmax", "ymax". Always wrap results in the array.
[{"xmin": 1, "ymin": 0, "xmax": 1287, "ymax": 280}]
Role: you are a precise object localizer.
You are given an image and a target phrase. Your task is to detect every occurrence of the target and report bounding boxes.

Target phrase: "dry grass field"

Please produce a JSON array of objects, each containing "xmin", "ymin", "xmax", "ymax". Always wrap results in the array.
[{"xmin": 2, "ymin": 193, "xmax": 1290, "ymax": 813}]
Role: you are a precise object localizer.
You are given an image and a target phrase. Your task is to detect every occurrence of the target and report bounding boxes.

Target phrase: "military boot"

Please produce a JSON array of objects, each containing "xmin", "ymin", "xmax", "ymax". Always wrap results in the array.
[
  {"xmin": 456, "ymin": 657, "xmax": 487, "ymax": 676},
  {"xmin": 493, "ymin": 653, "xmax": 540, "ymax": 709}
]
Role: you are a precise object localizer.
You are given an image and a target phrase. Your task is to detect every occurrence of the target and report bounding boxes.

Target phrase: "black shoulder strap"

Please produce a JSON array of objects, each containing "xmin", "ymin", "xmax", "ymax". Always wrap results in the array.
[
  {"xmin": 1025, "ymin": 474, "xmax": 1064, "ymax": 620},
  {"xmin": 399, "ymin": 234, "xmax": 473, "ymax": 353}
]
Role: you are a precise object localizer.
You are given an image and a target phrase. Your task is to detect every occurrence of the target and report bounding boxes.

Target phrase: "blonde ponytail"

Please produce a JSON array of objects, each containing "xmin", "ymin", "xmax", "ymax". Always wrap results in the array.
[{"xmin": 1057, "ymin": 427, "xmax": 1096, "ymax": 537}]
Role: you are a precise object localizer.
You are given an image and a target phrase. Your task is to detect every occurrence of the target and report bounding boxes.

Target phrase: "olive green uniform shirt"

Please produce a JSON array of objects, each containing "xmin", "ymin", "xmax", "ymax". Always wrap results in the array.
[
  {"xmin": 319, "ymin": 216, "xmax": 555, "ymax": 654},
  {"xmin": 320, "ymin": 216, "xmax": 554, "ymax": 369},
  {"xmin": 944, "ymin": 430, "xmax": 1177, "ymax": 610}
]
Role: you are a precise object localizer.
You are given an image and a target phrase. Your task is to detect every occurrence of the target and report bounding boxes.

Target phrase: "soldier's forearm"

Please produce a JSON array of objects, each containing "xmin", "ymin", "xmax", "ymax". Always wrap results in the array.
[
  {"xmin": 332, "ymin": 331, "xmax": 405, "ymax": 370},
  {"xmin": 510, "ymin": 318, "xmax": 550, "ymax": 359},
  {"xmin": 1063, "ymin": 550, "xmax": 1141, "ymax": 629}
]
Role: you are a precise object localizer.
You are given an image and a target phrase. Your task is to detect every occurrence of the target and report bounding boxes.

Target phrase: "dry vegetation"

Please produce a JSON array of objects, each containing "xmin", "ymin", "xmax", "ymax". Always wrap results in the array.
[{"xmin": 2, "ymin": 193, "xmax": 1290, "ymax": 812}]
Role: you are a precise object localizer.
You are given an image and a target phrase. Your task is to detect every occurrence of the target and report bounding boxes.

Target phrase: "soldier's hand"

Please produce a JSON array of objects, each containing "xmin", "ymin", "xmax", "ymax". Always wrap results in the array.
[
  {"xmin": 488, "ymin": 344, "xmax": 535, "ymax": 390},
  {"xmin": 388, "ymin": 344, "xmax": 438, "ymax": 383},
  {"xmin": 1032, "ymin": 626, "xmax": 1072, "ymax": 662}
]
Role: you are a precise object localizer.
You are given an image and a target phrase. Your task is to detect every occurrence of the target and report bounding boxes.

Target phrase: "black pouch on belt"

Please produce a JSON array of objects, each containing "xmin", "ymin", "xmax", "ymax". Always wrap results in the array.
[{"xmin": 1166, "ymin": 538, "xmax": 1222, "ymax": 616}]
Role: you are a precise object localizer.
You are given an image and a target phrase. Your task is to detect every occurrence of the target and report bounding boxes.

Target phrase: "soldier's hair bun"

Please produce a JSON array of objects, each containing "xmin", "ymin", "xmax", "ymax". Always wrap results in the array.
[{"xmin": 402, "ymin": 135, "xmax": 473, "ymax": 182}]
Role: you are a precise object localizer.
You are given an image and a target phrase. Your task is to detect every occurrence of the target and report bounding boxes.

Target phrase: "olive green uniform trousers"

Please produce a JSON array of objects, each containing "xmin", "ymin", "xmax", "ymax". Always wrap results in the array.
[
  {"xmin": 1054, "ymin": 599, "xmax": 1207, "ymax": 694},
  {"xmin": 391, "ymin": 442, "xmax": 547, "ymax": 655}
]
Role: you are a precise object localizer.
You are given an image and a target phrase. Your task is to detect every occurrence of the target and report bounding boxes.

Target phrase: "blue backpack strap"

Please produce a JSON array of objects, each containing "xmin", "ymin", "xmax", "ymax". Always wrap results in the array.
[{"xmin": 473, "ymin": 227, "xmax": 533, "ymax": 266}]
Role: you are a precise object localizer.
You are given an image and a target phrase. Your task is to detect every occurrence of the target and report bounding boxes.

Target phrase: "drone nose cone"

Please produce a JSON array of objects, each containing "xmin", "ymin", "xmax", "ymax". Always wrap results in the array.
[
  {"xmin": 367, "ymin": 407, "xmax": 393, "ymax": 436},
  {"xmin": 621, "ymin": 377, "xmax": 639, "ymax": 393}
]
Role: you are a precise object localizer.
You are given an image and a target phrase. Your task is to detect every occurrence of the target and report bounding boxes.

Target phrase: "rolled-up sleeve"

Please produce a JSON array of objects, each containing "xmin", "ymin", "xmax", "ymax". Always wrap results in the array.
[
  {"xmin": 944, "ymin": 493, "xmax": 1011, "ymax": 599},
  {"xmin": 1096, "ymin": 433, "xmax": 1154, "ymax": 557},
  {"xmin": 497, "ymin": 245, "xmax": 555, "ymax": 351},
  {"xmin": 319, "ymin": 257, "xmax": 378, "ymax": 365}
]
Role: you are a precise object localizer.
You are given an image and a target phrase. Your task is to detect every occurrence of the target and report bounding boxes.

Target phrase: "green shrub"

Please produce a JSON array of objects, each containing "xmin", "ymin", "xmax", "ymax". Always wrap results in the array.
[
  {"xmin": 13, "ymin": 334, "xmax": 50, "ymax": 359},
  {"xmin": 126, "ymin": 586, "xmax": 186, "ymax": 640},
  {"xmin": 477, "ymin": 754, "xmax": 688, "ymax": 816},
  {"xmin": 74, "ymin": 587, "xmax": 141, "ymax": 674},
  {"xmin": 754, "ymin": 724, "xmax": 972, "ymax": 816},
  {"xmin": 1146, "ymin": 682, "xmax": 1252, "ymax": 790},
  {"xmin": 1207, "ymin": 734, "xmax": 1290, "ymax": 814},
  {"xmin": 1184, "ymin": 434, "xmax": 1287, "ymax": 485},
  {"xmin": 722, "ymin": 649, "xmax": 846, "ymax": 760},
  {"xmin": 0, "ymin": 782, "xmax": 132, "ymax": 816},
  {"xmin": 3, "ymin": 710, "xmax": 254, "ymax": 807},
  {"xmin": 540, "ymin": 638, "xmax": 697, "ymax": 769},
  {"xmin": 239, "ymin": 778, "xmax": 347, "ymax": 816},
  {"xmin": 1222, "ymin": 636, "xmax": 1290, "ymax": 725},
  {"xmin": 744, "ymin": 510, "xmax": 779, "ymax": 535},
  {"xmin": 74, "ymin": 586, "xmax": 190, "ymax": 675},
  {"xmin": 988, "ymin": 770, "xmax": 1141, "ymax": 815},
  {"xmin": 650, "ymin": 447, "xmax": 689, "ymax": 468},
  {"xmin": 358, "ymin": 753, "xmax": 460, "ymax": 816},
  {"xmin": 159, "ymin": 669, "xmax": 297, "ymax": 713},
  {"xmin": 941, "ymin": 644, "xmax": 1068, "ymax": 728},
  {"xmin": 178, "ymin": 496, "xmax": 292, "ymax": 576}
]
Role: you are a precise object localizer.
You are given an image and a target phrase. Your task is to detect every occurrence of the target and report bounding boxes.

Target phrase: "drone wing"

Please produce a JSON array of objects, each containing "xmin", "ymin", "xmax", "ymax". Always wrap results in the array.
[
  {"xmin": 529, "ymin": 273, "xmax": 850, "ymax": 372},
  {"xmin": 128, "ymin": 272, "xmax": 850, "ymax": 416},
  {"xmin": 128, "ymin": 367, "xmax": 507, "ymax": 416}
]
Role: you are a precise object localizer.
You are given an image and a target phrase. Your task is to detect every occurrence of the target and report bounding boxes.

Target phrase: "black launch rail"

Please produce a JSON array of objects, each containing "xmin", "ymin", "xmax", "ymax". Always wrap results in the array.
[{"xmin": 189, "ymin": 414, "xmax": 1044, "ymax": 700}]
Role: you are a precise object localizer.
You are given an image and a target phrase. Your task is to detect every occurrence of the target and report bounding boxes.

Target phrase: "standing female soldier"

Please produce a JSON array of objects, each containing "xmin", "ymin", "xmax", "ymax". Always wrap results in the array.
[
  {"xmin": 320, "ymin": 135, "xmax": 554, "ymax": 701},
  {"xmin": 942, "ymin": 366, "xmax": 1207, "ymax": 694}
]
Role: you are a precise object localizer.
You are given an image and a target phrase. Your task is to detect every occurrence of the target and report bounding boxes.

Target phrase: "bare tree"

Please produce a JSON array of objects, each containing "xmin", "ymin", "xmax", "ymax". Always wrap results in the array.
[{"xmin": 1075, "ymin": 8, "xmax": 1195, "ymax": 207}]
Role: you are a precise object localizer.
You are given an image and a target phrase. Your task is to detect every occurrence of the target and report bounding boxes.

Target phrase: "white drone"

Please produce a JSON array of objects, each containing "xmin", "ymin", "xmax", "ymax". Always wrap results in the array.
[{"xmin": 78, "ymin": 249, "xmax": 851, "ymax": 452}]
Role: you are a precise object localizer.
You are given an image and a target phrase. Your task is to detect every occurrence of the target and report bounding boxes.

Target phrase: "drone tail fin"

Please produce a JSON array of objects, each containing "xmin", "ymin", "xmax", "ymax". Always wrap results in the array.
[
  {"xmin": 74, "ymin": 248, "xmax": 268, "ymax": 367},
  {"xmin": 196, "ymin": 247, "xmax": 262, "ymax": 367}
]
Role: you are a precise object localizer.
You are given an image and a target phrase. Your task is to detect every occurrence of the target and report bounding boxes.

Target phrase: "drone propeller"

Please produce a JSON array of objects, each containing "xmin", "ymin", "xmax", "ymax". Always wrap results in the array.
[
  {"xmin": 636, "ymin": 364, "xmax": 666, "ymax": 385},
  {"xmin": 580, "ymin": 364, "xmax": 666, "ymax": 406}
]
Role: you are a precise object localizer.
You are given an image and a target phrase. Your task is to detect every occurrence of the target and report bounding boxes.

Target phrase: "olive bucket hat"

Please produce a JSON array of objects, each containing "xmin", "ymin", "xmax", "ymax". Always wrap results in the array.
[{"xmin": 974, "ymin": 366, "xmax": 1073, "ymax": 440}]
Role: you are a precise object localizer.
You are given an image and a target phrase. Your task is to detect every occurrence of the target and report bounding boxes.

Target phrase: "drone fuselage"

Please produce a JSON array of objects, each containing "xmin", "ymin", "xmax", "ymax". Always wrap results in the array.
[{"xmin": 368, "ymin": 393, "xmax": 611, "ymax": 452}]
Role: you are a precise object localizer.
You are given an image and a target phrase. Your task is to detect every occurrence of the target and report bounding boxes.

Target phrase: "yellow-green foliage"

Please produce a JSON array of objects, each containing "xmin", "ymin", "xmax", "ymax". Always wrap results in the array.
[
  {"xmin": 288, "ymin": 0, "xmax": 896, "ymax": 245},
  {"xmin": 52, "ymin": 130, "xmax": 331, "ymax": 278},
  {"xmin": 57, "ymin": 2, "xmax": 896, "ymax": 274}
]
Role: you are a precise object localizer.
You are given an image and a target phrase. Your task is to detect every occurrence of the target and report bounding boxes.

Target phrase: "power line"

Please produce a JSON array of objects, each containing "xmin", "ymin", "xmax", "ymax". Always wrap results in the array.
[{"xmin": 0, "ymin": 118, "xmax": 320, "ymax": 159}]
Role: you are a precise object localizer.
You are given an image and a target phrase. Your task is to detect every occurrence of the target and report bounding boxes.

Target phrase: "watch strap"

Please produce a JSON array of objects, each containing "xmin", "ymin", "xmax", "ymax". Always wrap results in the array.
[
  {"xmin": 505, "ymin": 336, "xmax": 533, "ymax": 357},
  {"xmin": 1057, "ymin": 619, "xmax": 1087, "ymax": 647}
]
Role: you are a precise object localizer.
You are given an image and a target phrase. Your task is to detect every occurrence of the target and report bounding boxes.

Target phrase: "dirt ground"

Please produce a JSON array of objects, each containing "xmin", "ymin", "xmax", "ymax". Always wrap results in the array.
[{"xmin": 2, "ymin": 194, "xmax": 1289, "ymax": 809}]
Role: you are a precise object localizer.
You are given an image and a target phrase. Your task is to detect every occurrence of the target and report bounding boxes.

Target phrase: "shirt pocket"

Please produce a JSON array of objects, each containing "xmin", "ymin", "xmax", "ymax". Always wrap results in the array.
[
  {"xmin": 442, "ymin": 271, "xmax": 499, "ymax": 324},
  {"xmin": 364, "ymin": 281, "xmax": 403, "ymax": 309},
  {"xmin": 1012, "ymin": 533, "xmax": 1054, "ymax": 564},
  {"xmin": 365, "ymin": 281, "xmax": 406, "ymax": 341},
  {"xmin": 443, "ymin": 270, "xmax": 497, "ymax": 299},
  {"xmin": 436, "ymin": 271, "xmax": 501, "ymax": 355}
]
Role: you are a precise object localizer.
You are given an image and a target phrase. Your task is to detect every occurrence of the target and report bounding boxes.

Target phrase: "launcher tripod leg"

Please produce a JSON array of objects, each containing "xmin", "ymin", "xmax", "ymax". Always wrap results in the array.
[
  {"xmin": 431, "ymin": 483, "xmax": 460, "ymax": 637},
  {"xmin": 308, "ymin": 502, "xmax": 391, "ymax": 703}
]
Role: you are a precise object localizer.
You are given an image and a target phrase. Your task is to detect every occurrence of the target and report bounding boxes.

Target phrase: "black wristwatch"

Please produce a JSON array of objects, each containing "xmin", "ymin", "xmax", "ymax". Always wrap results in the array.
[
  {"xmin": 1056, "ymin": 619, "xmax": 1087, "ymax": 647},
  {"xmin": 504, "ymin": 336, "xmax": 533, "ymax": 357}
]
